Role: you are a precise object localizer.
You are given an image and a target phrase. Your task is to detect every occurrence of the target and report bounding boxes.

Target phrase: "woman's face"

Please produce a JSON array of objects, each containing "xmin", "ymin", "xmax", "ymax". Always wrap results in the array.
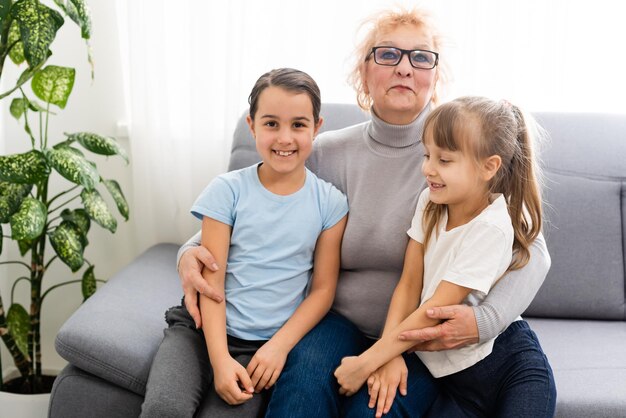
[{"xmin": 362, "ymin": 24, "xmax": 438, "ymax": 125}]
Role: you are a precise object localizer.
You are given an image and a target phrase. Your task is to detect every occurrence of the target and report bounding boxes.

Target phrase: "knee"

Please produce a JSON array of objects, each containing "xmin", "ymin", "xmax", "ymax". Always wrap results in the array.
[{"xmin": 141, "ymin": 396, "xmax": 194, "ymax": 418}]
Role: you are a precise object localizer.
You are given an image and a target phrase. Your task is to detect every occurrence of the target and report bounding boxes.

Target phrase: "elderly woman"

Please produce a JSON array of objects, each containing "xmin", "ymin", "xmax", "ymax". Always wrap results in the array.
[{"xmin": 178, "ymin": 7, "xmax": 555, "ymax": 418}]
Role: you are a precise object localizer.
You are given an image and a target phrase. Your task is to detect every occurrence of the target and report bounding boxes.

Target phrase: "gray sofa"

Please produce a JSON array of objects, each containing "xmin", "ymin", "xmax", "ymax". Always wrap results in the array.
[{"xmin": 49, "ymin": 104, "xmax": 626, "ymax": 418}]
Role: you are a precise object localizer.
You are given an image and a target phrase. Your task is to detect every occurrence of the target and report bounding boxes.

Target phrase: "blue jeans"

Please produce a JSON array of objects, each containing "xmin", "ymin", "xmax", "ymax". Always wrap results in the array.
[
  {"xmin": 265, "ymin": 312, "xmax": 438, "ymax": 418},
  {"xmin": 425, "ymin": 320, "xmax": 556, "ymax": 418}
]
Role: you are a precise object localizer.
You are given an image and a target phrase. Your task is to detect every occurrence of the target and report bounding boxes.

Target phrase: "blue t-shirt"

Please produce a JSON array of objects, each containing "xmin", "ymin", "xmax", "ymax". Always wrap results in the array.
[{"xmin": 191, "ymin": 163, "xmax": 348, "ymax": 340}]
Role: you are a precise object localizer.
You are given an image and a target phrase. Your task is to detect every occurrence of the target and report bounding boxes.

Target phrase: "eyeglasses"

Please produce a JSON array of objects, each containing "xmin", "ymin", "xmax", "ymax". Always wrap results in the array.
[{"xmin": 367, "ymin": 47, "xmax": 439, "ymax": 70}]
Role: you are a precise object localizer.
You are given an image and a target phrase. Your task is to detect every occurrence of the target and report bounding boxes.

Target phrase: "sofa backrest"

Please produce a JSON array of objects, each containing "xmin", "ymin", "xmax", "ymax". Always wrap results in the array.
[{"xmin": 228, "ymin": 104, "xmax": 626, "ymax": 321}]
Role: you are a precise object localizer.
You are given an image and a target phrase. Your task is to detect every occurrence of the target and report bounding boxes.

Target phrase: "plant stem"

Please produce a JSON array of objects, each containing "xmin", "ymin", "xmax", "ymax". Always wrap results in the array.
[
  {"xmin": 47, "ymin": 185, "xmax": 80, "ymax": 207},
  {"xmin": 0, "ymin": 261, "xmax": 32, "ymax": 272},
  {"xmin": 44, "ymin": 256, "xmax": 57, "ymax": 271},
  {"xmin": 11, "ymin": 276, "xmax": 31, "ymax": 304},
  {"xmin": 48, "ymin": 194, "xmax": 81, "ymax": 214}
]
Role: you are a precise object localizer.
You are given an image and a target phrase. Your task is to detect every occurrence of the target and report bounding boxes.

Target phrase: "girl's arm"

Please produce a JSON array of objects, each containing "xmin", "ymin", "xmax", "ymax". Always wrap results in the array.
[
  {"xmin": 199, "ymin": 217, "xmax": 255, "ymax": 404},
  {"xmin": 246, "ymin": 215, "xmax": 348, "ymax": 392},
  {"xmin": 335, "ymin": 279, "xmax": 472, "ymax": 396}
]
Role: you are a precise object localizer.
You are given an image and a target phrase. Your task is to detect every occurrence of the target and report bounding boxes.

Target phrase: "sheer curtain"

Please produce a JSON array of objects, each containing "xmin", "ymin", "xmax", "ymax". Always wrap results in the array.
[{"xmin": 115, "ymin": 0, "xmax": 625, "ymax": 251}]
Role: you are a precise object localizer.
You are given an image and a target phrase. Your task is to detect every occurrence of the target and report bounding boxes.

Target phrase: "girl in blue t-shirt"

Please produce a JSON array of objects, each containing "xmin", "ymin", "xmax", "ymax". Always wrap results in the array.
[{"xmin": 141, "ymin": 68, "xmax": 348, "ymax": 417}]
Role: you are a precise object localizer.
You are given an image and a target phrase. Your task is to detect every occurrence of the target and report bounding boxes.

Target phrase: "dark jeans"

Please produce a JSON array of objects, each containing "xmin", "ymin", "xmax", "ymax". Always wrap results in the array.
[
  {"xmin": 265, "ymin": 311, "xmax": 438, "ymax": 418},
  {"xmin": 140, "ymin": 304, "xmax": 269, "ymax": 418},
  {"xmin": 425, "ymin": 320, "xmax": 557, "ymax": 418}
]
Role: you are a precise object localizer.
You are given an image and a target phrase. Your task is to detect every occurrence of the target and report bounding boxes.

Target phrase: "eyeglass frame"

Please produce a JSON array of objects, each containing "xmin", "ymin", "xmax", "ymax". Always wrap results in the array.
[{"xmin": 366, "ymin": 46, "xmax": 439, "ymax": 70}]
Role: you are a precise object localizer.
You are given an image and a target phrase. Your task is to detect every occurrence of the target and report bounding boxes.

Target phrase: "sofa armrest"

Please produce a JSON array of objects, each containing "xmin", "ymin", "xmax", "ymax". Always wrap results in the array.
[{"xmin": 55, "ymin": 243, "xmax": 182, "ymax": 395}]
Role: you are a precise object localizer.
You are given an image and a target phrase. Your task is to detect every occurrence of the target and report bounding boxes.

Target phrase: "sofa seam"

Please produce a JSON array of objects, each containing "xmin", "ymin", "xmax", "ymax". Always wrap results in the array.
[{"xmin": 55, "ymin": 338, "xmax": 146, "ymax": 394}]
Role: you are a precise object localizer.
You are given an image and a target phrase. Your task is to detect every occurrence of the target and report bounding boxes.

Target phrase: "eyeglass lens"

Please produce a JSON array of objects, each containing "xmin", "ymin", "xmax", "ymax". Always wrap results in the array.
[{"xmin": 374, "ymin": 47, "xmax": 436, "ymax": 69}]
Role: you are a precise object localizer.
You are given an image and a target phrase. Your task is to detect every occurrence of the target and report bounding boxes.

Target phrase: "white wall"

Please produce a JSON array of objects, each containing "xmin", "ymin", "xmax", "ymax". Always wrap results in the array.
[{"xmin": 1, "ymin": 1, "xmax": 132, "ymax": 374}]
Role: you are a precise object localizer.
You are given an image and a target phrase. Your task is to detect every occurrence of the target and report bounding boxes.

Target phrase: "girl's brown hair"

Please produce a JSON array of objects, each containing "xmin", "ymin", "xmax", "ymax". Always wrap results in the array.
[
  {"xmin": 422, "ymin": 96, "xmax": 543, "ymax": 271},
  {"xmin": 248, "ymin": 68, "xmax": 321, "ymax": 124}
]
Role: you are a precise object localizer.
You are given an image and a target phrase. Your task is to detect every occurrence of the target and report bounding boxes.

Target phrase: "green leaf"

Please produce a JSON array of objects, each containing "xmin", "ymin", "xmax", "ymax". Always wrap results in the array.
[
  {"xmin": 81, "ymin": 188, "xmax": 117, "ymax": 233},
  {"xmin": 0, "ymin": 0, "xmax": 11, "ymax": 22},
  {"xmin": 0, "ymin": 182, "xmax": 32, "ymax": 223},
  {"xmin": 60, "ymin": 207, "xmax": 90, "ymax": 235},
  {"xmin": 7, "ymin": 304, "xmax": 31, "ymax": 357},
  {"xmin": 69, "ymin": 132, "xmax": 128, "ymax": 163},
  {"xmin": 54, "ymin": 0, "xmax": 90, "ymax": 39},
  {"xmin": 10, "ymin": 97, "xmax": 28, "ymax": 119},
  {"xmin": 81, "ymin": 265, "xmax": 96, "ymax": 300},
  {"xmin": 17, "ymin": 238, "xmax": 34, "ymax": 256},
  {"xmin": 10, "ymin": 0, "xmax": 64, "ymax": 68},
  {"xmin": 49, "ymin": 220, "xmax": 84, "ymax": 271},
  {"xmin": 46, "ymin": 147, "xmax": 99, "ymax": 189},
  {"xmin": 10, "ymin": 197, "xmax": 46, "ymax": 241},
  {"xmin": 8, "ymin": 21, "xmax": 26, "ymax": 65},
  {"xmin": 0, "ymin": 150, "xmax": 50, "ymax": 184},
  {"xmin": 32, "ymin": 65, "xmax": 75, "ymax": 108},
  {"xmin": 103, "ymin": 179, "xmax": 129, "ymax": 220}
]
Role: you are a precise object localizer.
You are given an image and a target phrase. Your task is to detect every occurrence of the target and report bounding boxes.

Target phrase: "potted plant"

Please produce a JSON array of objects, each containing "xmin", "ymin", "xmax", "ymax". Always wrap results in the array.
[{"xmin": 0, "ymin": 0, "xmax": 128, "ymax": 396}]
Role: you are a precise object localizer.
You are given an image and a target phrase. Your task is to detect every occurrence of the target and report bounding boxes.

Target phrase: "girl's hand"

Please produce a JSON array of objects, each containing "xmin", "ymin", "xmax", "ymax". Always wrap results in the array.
[
  {"xmin": 334, "ymin": 356, "xmax": 371, "ymax": 396},
  {"xmin": 213, "ymin": 356, "xmax": 255, "ymax": 405},
  {"xmin": 246, "ymin": 340, "xmax": 289, "ymax": 392},
  {"xmin": 366, "ymin": 356, "xmax": 408, "ymax": 417}
]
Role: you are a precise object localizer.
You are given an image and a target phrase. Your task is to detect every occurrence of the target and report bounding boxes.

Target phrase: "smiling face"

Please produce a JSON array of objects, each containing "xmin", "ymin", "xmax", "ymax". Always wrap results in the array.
[
  {"xmin": 421, "ymin": 121, "xmax": 495, "ymax": 223},
  {"xmin": 361, "ymin": 24, "xmax": 439, "ymax": 125},
  {"xmin": 247, "ymin": 86, "xmax": 322, "ymax": 187}
]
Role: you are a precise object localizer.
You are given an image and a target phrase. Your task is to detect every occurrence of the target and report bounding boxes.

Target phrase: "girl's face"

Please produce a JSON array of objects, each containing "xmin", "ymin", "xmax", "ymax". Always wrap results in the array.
[
  {"xmin": 421, "ymin": 129, "xmax": 494, "ymax": 219},
  {"xmin": 247, "ymin": 86, "xmax": 322, "ymax": 182},
  {"xmin": 361, "ymin": 24, "xmax": 438, "ymax": 125}
]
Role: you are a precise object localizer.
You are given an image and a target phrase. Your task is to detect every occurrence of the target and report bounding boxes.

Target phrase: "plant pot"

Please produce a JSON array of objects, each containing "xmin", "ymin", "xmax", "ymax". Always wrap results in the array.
[{"xmin": 0, "ymin": 368, "xmax": 59, "ymax": 418}]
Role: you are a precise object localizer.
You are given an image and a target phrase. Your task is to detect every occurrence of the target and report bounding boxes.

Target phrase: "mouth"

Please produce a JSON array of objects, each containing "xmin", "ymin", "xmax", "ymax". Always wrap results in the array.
[
  {"xmin": 273, "ymin": 150, "xmax": 296, "ymax": 157},
  {"xmin": 428, "ymin": 181, "xmax": 445, "ymax": 190},
  {"xmin": 391, "ymin": 85, "xmax": 414, "ymax": 92}
]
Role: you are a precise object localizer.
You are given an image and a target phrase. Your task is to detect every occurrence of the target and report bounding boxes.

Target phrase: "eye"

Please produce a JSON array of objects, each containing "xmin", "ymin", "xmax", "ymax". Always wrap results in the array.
[
  {"xmin": 423, "ymin": 153, "xmax": 430, "ymax": 159},
  {"xmin": 375, "ymin": 47, "xmax": 400, "ymax": 63},
  {"xmin": 264, "ymin": 121, "xmax": 278, "ymax": 128},
  {"xmin": 439, "ymin": 158, "xmax": 450, "ymax": 164},
  {"xmin": 410, "ymin": 51, "xmax": 436, "ymax": 67},
  {"xmin": 293, "ymin": 121, "xmax": 307, "ymax": 128}
]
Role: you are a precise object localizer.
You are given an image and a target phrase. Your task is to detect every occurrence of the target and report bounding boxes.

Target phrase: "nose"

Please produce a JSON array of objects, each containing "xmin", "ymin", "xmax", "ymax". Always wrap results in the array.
[
  {"xmin": 422, "ymin": 158, "xmax": 434, "ymax": 176},
  {"xmin": 395, "ymin": 53, "xmax": 413, "ymax": 77},
  {"xmin": 276, "ymin": 127, "xmax": 293, "ymax": 145}
]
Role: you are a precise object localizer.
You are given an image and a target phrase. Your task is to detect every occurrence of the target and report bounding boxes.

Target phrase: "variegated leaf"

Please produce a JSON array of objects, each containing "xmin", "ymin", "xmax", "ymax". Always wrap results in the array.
[
  {"xmin": 49, "ymin": 220, "xmax": 84, "ymax": 272},
  {"xmin": 46, "ymin": 147, "xmax": 99, "ymax": 189},
  {"xmin": 81, "ymin": 188, "xmax": 117, "ymax": 232},
  {"xmin": 7, "ymin": 21, "xmax": 26, "ymax": 65},
  {"xmin": 0, "ymin": 182, "xmax": 32, "ymax": 223},
  {"xmin": 0, "ymin": 149, "xmax": 50, "ymax": 184},
  {"xmin": 60, "ymin": 207, "xmax": 90, "ymax": 235},
  {"xmin": 69, "ymin": 132, "xmax": 128, "ymax": 163},
  {"xmin": 32, "ymin": 65, "xmax": 75, "ymax": 109},
  {"xmin": 7, "ymin": 304, "xmax": 30, "ymax": 357},
  {"xmin": 11, "ymin": 0, "xmax": 64, "ymax": 68},
  {"xmin": 0, "ymin": 0, "xmax": 10, "ymax": 21},
  {"xmin": 10, "ymin": 98, "xmax": 28, "ymax": 119},
  {"xmin": 17, "ymin": 238, "xmax": 34, "ymax": 256},
  {"xmin": 10, "ymin": 197, "xmax": 47, "ymax": 241},
  {"xmin": 81, "ymin": 265, "xmax": 96, "ymax": 300},
  {"xmin": 54, "ymin": 0, "xmax": 90, "ymax": 39},
  {"xmin": 103, "ymin": 179, "xmax": 129, "ymax": 221}
]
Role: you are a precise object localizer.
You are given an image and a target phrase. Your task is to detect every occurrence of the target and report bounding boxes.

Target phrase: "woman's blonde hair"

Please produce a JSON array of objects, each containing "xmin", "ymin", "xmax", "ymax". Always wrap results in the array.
[
  {"xmin": 348, "ymin": 6, "xmax": 450, "ymax": 111},
  {"xmin": 421, "ymin": 96, "xmax": 544, "ymax": 271}
]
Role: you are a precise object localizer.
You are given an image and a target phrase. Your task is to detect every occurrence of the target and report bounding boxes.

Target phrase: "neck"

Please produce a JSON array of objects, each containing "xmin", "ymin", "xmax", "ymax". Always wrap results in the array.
[
  {"xmin": 446, "ymin": 195, "xmax": 491, "ymax": 230},
  {"xmin": 257, "ymin": 164, "xmax": 306, "ymax": 196}
]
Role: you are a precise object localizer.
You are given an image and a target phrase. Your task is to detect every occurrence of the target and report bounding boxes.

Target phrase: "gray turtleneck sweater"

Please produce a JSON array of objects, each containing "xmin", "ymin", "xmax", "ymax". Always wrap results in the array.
[{"xmin": 179, "ymin": 109, "xmax": 550, "ymax": 340}]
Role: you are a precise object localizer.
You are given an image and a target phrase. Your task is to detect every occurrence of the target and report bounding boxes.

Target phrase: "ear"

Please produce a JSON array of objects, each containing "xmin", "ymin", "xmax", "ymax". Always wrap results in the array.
[
  {"xmin": 246, "ymin": 115, "xmax": 256, "ymax": 139},
  {"xmin": 313, "ymin": 117, "xmax": 324, "ymax": 138},
  {"xmin": 360, "ymin": 63, "xmax": 370, "ymax": 94},
  {"xmin": 481, "ymin": 155, "xmax": 502, "ymax": 181}
]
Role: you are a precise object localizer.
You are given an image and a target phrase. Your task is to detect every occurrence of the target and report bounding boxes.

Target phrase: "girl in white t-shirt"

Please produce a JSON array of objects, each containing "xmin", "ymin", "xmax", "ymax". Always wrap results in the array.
[{"xmin": 335, "ymin": 96, "xmax": 555, "ymax": 417}]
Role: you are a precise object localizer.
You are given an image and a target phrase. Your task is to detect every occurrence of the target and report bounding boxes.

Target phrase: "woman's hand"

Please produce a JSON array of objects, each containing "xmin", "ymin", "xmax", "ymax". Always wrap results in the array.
[
  {"xmin": 334, "ymin": 356, "xmax": 371, "ymax": 396},
  {"xmin": 213, "ymin": 356, "xmax": 255, "ymax": 405},
  {"xmin": 399, "ymin": 305, "xmax": 479, "ymax": 352},
  {"xmin": 366, "ymin": 356, "xmax": 408, "ymax": 417},
  {"xmin": 246, "ymin": 340, "xmax": 290, "ymax": 392},
  {"xmin": 179, "ymin": 246, "xmax": 224, "ymax": 328}
]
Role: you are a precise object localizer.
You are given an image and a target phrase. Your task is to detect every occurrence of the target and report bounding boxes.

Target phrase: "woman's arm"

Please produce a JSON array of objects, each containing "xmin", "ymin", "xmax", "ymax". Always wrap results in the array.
[
  {"xmin": 178, "ymin": 231, "xmax": 223, "ymax": 328},
  {"xmin": 246, "ymin": 215, "xmax": 348, "ymax": 392},
  {"xmin": 398, "ymin": 232, "xmax": 550, "ymax": 349},
  {"xmin": 199, "ymin": 217, "xmax": 254, "ymax": 404}
]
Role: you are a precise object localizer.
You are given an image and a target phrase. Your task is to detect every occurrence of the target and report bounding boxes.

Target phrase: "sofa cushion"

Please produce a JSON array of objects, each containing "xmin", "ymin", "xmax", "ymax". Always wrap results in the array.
[
  {"xmin": 525, "ymin": 171, "xmax": 625, "ymax": 319},
  {"xmin": 55, "ymin": 244, "xmax": 181, "ymax": 395},
  {"xmin": 527, "ymin": 318, "xmax": 626, "ymax": 418}
]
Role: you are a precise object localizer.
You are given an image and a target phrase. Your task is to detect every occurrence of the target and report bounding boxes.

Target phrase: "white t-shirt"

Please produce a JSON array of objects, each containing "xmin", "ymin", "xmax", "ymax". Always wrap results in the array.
[{"xmin": 407, "ymin": 188, "xmax": 514, "ymax": 377}]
